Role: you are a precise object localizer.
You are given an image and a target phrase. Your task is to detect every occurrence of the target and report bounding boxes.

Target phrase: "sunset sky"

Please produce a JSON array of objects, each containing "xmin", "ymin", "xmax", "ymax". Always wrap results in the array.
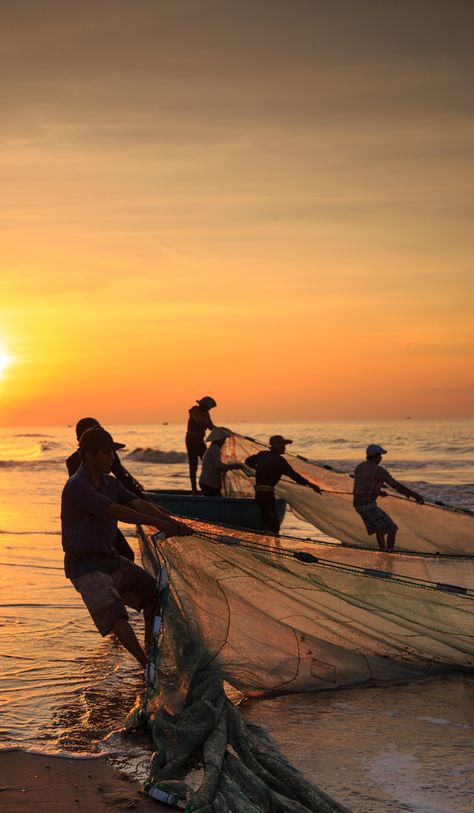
[{"xmin": 1, "ymin": 0, "xmax": 473, "ymax": 425}]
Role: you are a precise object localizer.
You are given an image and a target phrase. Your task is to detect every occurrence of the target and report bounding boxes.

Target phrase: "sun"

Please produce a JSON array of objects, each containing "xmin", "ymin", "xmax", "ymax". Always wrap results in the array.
[{"xmin": 0, "ymin": 348, "xmax": 12, "ymax": 380}]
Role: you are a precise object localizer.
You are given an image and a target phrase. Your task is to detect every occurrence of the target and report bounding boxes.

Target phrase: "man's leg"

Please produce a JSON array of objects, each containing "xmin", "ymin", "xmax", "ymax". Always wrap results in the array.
[
  {"xmin": 259, "ymin": 492, "xmax": 280, "ymax": 535},
  {"xmin": 112, "ymin": 618, "xmax": 148, "ymax": 667},
  {"xmin": 386, "ymin": 527, "xmax": 397, "ymax": 551},
  {"xmin": 375, "ymin": 531, "xmax": 386, "ymax": 550},
  {"xmin": 189, "ymin": 455, "xmax": 198, "ymax": 493},
  {"xmin": 186, "ymin": 440, "xmax": 199, "ymax": 493}
]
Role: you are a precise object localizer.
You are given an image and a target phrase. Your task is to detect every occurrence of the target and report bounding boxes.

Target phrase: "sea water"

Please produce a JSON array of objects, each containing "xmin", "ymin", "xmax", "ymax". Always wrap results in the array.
[{"xmin": 0, "ymin": 420, "xmax": 473, "ymax": 812}]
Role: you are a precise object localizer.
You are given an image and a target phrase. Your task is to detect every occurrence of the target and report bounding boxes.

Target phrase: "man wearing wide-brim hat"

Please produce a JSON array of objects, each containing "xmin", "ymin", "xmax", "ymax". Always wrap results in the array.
[
  {"xmin": 199, "ymin": 427, "xmax": 250, "ymax": 496},
  {"xmin": 353, "ymin": 444, "xmax": 424, "ymax": 551},
  {"xmin": 245, "ymin": 435, "xmax": 322, "ymax": 535},
  {"xmin": 61, "ymin": 427, "xmax": 192, "ymax": 668}
]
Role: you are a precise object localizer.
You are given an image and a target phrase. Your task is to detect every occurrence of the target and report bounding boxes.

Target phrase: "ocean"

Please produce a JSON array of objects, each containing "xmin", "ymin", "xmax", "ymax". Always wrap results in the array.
[{"xmin": 0, "ymin": 419, "xmax": 473, "ymax": 812}]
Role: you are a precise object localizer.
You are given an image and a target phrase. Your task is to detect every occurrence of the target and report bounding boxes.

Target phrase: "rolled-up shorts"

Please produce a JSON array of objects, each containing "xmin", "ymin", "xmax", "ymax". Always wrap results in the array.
[
  {"xmin": 71, "ymin": 555, "xmax": 156, "ymax": 636},
  {"xmin": 355, "ymin": 501, "xmax": 398, "ymax": 536}
]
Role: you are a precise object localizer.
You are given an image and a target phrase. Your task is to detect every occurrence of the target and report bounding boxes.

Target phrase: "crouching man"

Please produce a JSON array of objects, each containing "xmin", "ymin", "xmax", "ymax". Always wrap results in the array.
[{"xmin": 61, "ymin": 426, "xmax": 192, "ymax": 667}]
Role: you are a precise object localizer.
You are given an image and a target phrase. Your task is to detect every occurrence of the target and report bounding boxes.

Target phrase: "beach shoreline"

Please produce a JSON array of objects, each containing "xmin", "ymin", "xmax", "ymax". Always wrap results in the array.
[{"xmin": 0, "ymin": 750, "xmax": 170, "ymax": 812}]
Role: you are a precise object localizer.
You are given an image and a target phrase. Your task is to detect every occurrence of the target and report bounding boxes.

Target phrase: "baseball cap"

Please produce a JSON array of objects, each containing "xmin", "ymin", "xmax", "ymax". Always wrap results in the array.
[
  {"xmin": 79, "ymin": 427, "xmax": 126, "ymax": 452},
  {"xmin": 366, "ymin": 444, "xmax": 387, "ymax": 457},
  {"xmin": 269, "ymin": 435, "xmax": 293, "ymax": 446}
]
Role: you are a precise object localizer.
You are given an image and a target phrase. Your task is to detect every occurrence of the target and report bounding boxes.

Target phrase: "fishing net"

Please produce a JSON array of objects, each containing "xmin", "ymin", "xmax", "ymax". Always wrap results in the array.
[
  {"xmin": 221, "ymin": 434, "xmax": 474, "ymax": 556},
  {"xmin": 132, "ymin": 522, "xmax": 474, "ymax": 810}
]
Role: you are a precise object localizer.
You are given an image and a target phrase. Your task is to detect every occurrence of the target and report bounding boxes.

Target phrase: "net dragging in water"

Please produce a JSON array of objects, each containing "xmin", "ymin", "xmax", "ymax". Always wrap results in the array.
[
  {"xmin": 222, "ymin": 433, "xmax": 474, "ymax": 556},
  {"xmin": 130, "ymin": 523, "xmax": 474, "ymax": 810}
]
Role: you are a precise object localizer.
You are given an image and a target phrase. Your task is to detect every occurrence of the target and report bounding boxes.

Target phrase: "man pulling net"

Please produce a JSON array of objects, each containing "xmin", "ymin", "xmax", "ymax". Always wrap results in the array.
[
  {"xmin": 353, "ymin": 444, "xmax": 424, "ymax": 551},
  {"xmin": 245, "ymin": 434, "xmax": 322, "ymax": 534}
]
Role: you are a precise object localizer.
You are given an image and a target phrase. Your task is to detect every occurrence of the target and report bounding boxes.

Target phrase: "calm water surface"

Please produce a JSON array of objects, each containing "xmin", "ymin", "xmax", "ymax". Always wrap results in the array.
[{"xmin": 0, "ymin": 420, "xmax": 473, "ymax": 812}]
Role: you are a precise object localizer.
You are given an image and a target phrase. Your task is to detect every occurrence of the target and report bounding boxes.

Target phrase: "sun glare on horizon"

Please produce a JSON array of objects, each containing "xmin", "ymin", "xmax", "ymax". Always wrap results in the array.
[{"xmin": 0, "ymin": 348, "xmax": 13, "ymax": 380}]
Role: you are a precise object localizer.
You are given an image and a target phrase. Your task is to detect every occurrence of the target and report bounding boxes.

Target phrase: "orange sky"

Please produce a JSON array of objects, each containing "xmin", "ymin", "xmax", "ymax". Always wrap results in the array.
[{"xmin": 0, "ymin": 1, "xmax": 473, "ymax": 425}]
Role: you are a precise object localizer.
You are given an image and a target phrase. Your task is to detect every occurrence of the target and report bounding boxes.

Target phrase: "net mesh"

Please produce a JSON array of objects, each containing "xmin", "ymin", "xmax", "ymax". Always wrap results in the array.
[
  {"xmin": 132, "ymin": 521, "xmax": 474, "ymax": 810},
  {"xmin": 132, "ymin": 432, "xmax": 473, "ymax": 808},
  {"xmin": 222, "ymin": 434, "xmax": 474, "ymax": 556}
]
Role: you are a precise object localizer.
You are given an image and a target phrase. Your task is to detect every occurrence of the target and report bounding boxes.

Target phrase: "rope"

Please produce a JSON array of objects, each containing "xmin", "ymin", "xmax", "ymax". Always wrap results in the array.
[
  {"xmin": 231, "ymin": 432, "xmax": 474, "ymax": 517},
  {"xmin": 186, "ymin": 526, "xmax": 474, "ymax": 599},
  {"xmin": 179, "ymin": 515, "xmax": 474, "ymax": 562}
]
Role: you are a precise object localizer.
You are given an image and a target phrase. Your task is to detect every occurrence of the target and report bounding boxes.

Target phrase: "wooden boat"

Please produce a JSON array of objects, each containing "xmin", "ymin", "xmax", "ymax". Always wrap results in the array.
[{"xmin": 144, "ymin": 489, "xmax": 286, "ymax": 531}]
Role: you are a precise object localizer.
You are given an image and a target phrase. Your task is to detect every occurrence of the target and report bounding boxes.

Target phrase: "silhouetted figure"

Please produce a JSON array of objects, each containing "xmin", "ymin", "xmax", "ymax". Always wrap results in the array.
[
  {"xmin": 66, "ymin": 417, "xmax": 145, "ymax": 562},
  {"xmin": 61, "ymin": 427, "xmax": 191, "ymax": 667},
  {"xmin": 246, "ymin": 435, "xmax": 321, "ymax": 534},
  {"xmin": 185, "ymin": 397, "xmax": 216, "ymax": 493},
  {"xmin": 353, "ymin": 444, "xmax": 424, "ymax": 551},
  {"xmin": 199, "ymin": 428, "xmax": 249, "ymax": 496}
]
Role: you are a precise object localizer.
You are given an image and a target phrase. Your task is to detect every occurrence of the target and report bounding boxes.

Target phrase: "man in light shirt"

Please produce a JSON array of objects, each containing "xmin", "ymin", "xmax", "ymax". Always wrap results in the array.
[
  {"xmin": 199, "ymin": 427, "xmax": 247, "ymax": 495},
  {"xmin": 353, "ymin": 444, "xmax": 424, "ymax": 551}
]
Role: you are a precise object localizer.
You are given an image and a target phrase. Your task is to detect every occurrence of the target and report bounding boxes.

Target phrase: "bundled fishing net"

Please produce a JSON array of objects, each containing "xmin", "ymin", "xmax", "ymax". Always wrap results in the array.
[
  {"xmin": 132, "ymin": 522, "xmax": 474, "ymax": 809},
  {"xmin": 222, "ymin": 433, "xmax": 474, "ymax": 556}
]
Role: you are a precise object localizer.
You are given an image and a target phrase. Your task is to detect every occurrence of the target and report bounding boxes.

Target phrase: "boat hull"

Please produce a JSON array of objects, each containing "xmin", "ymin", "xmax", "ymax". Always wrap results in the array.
[{"xmin": 144, "ymin": 489, "xmax": 286, "ymax": 531}]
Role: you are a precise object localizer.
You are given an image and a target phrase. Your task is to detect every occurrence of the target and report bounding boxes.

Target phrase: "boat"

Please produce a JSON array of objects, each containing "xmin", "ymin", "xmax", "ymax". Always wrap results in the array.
[{"xmin": 144, "ymin": 488, "xmax": 286, "ymax": 531}]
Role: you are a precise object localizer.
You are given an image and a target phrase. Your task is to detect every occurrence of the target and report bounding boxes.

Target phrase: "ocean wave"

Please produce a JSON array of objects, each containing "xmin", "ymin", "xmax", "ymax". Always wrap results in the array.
[
  {"xmin": 0, "ymin": 529, "xmax": 61, "ymax": 535},
  {"xmin": 409, "ymin": 482, "xmax": 474, "ymax": 511},
  {"xmin": 329, "ymin": 458, "xmax": 474, "ymax": 472},
  {"xmin": 14, "ymin": 433, "xmax": 53, "ymax": 438},
  {"xmin": 389, "ymin": 459, "xmax": 474, "ymax": 471},
  {"xmin": 0, "ymin": 459, "xmax": 64, "ymax": 468},
  {"xmin": 126, "ymin": 447, "xmax": 187, "ymax": 464},
  {"xmin": 417, "ymin": 443, "xmax": 474, "ymax": 455},
  {"xmin": 39, "ymin": 441, "xmax": 61, "ymax": 452}
]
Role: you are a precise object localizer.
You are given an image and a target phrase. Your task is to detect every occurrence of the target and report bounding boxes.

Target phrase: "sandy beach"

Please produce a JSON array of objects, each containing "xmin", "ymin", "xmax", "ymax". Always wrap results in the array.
[{"xmin": 0, "ymin": 751, "xmax": 170, "ymax": 812}]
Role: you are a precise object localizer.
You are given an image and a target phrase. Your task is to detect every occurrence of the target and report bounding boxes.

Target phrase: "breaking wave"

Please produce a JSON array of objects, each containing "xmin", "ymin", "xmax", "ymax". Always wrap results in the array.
[
  {"xmin": 126, "ymin": 447, "xmax": 187, "ymax": 464},
  {"xmin": 14, "ymin": 433, "xmax": 53, "ymax": 438},
  {"xmin": 38, "ymin": 440, "xmax": 61, "ymax": 452}
]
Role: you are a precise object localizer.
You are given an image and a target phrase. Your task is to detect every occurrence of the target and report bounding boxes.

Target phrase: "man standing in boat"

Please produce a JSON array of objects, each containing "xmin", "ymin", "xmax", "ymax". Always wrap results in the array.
[
  {"xmin": 61, "ymin": 426, "xmax": 192, "ymax": 668},
  {"xmin": 353, "ymin": 444, "xmax": 424, "ymax": 551},
  {"xmin": 185, "ymin": 396, "xmax": 217, "ymax": 493},
  {"xmin": 245, "ymin": 435, "xmax": 322, "ymax": 534}
]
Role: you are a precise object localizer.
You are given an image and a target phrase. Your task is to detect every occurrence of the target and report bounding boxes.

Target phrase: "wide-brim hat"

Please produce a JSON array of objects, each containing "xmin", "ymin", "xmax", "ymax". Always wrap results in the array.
[
  {"xmin": 206, "ymin": 427, "xmax": 232, "ymax": 443},
  {"xmin": 269, "ymin": 434, "xmax": 293, "ymax": 446},
  {"xmin": 79, "ymin": 427, "xmax": 126, "ymax": 452}
]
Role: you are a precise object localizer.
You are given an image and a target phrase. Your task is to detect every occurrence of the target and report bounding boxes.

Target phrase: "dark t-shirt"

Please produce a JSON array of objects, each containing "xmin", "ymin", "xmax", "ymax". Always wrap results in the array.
[
  {"xmin": 186, "ymin": 406, "xmax": 213, "ymax": 442},
  {"xmin": 245, "ymin": 450, "xmax": 309, "ymax": 488},
  {"xmin": 61, "ymin": 464, "xmax": 136, "ymax": 579}
]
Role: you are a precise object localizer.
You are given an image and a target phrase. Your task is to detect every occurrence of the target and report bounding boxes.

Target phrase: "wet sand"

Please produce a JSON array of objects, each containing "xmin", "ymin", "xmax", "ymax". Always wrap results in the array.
[{"xmin": 0, "ymin": 751, "xmax": 170, "ymax": 812}]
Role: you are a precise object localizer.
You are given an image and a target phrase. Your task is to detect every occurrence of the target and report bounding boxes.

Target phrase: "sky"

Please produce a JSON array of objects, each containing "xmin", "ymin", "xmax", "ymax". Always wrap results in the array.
[{"xmin": 0, "ymin": 0, "xmax": 473, "ymax": 425}]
